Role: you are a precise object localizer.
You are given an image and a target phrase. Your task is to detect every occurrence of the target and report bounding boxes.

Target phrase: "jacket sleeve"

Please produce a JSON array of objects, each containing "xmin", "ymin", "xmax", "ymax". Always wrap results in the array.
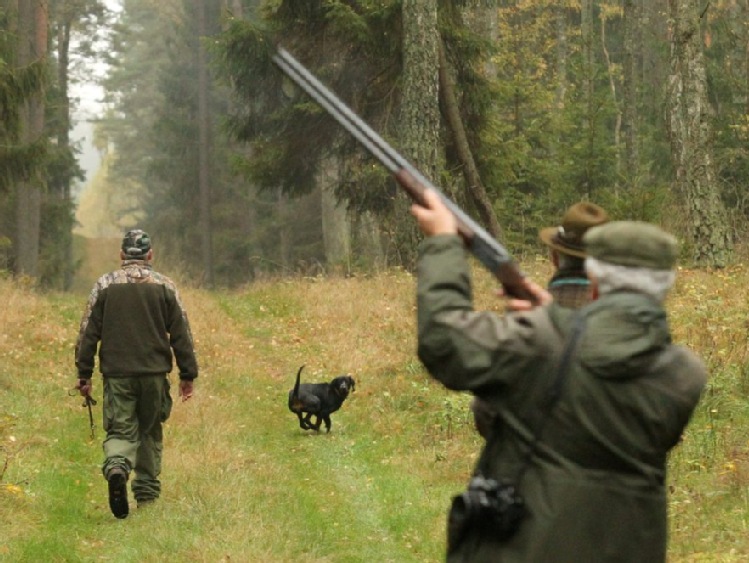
[
  {"xmin": 165, "ymin": 286, "xmax": 199, "ymax": 380},
  {"xmin": 416, "ymin": 235, "xmax": 552, "ymax": 394},
  {"xmin": 74, "ymin": 283, "xmax": 105, "ymax": 378}
]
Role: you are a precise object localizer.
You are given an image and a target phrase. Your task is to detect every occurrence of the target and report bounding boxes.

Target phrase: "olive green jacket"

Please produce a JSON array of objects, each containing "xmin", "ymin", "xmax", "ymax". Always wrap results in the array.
[{"xmin": 416, "ymin": 236, "xmax": 706, "ymax": 563}]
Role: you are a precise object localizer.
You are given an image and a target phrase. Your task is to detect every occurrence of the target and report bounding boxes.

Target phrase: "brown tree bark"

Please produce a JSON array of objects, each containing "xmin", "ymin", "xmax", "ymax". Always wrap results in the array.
[
  {"xmin": 437, "ymin": 38, "xmax": 501, "ymax": 238},
  {"xmin": 319, "ymin": 152, "xmax": 352, "ymax": 274},
  {"xmin": 397, "ymin": 0, "xmax": 441, "ymax": 269},
  {"xmin": 55, "ymin": 14, "xmax": 74, "ymax": 289},
  {"xmin": 668, "ymin": 0, "xmax": 732, "ymax": 267}
]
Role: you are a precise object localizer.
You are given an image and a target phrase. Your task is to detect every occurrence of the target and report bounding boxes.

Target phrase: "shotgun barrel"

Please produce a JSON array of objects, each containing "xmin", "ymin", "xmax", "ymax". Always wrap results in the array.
[{"xmin": 272, "ymin": 47, "xmax": 533, "ymax": 301}]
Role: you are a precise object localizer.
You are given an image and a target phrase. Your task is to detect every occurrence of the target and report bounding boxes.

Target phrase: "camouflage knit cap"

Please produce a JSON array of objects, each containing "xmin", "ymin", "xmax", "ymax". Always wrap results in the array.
[
  {"xmin": 121, "ymin": 229, "xmax": 152, "ymax": 258},
  {"xmin": 583, "ymin": 221, "xmax": 678, "ymax": 270}
]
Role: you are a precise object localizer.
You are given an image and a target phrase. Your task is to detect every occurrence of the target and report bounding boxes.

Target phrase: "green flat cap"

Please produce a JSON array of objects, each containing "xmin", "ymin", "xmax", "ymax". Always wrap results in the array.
[{"xmin": 583, "ymin": 221, "xmax": 678, "ymax": 270}]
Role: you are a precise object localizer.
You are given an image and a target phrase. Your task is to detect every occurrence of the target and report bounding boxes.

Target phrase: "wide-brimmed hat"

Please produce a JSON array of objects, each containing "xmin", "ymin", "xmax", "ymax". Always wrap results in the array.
[
  {"xmin": 539, "ymin": 202, "xmax": 609, "ymax": 258},
  {"xmin": 584, "ymin": 221, "xmax": 678, "ymax": 270}
]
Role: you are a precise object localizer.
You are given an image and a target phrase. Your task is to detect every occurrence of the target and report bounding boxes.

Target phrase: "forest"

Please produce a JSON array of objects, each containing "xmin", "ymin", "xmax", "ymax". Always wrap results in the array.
[
  {"xmin": 4, "ymin": 2, "xmax": 749, "ymax": 560},
  {"xmin": 1, "ymin": 0, "xmax": 748, "ymax": 288}
]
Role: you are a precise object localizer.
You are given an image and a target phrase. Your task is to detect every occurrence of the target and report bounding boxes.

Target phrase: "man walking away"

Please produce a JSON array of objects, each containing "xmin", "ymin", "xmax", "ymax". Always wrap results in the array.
[{"xmin": 75, "ymin": 229, "xmax": 198, "ymax": 519}]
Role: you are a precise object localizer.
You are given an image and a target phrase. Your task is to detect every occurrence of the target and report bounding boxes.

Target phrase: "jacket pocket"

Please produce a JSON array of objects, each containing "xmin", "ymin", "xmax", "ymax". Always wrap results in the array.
[
  {"xmin": 103, "ymin": 379, "xmax": 114, "ymax": 432},
  {"xmin": 161, "ymin": 378, "xmax": 173, "ymax": 422}
]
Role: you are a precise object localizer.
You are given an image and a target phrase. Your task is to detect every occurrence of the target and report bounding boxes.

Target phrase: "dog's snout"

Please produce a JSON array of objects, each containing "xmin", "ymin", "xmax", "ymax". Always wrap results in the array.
[{"xmin": 339, "ymin": 378, "xmax": 354, "ymax": 393}]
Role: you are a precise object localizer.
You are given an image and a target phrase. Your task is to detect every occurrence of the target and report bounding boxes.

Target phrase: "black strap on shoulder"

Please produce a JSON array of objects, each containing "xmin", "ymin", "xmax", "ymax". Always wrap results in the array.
[
  {"xmin": 542, "ymin": 311, "xmax": 587, "ymax": 411},
  {"xmin": 515, "ymin": 311, "xmax": 587, "ymax": 484},
  {"xmin": 478, "ymin": 311, "xmax": 588, "ymax": 484}
]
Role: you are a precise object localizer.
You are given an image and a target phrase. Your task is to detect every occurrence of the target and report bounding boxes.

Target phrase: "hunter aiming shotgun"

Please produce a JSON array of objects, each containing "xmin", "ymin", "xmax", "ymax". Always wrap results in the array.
[{"xmin": 272, "ymin": 47, "xmax": 534, "ymax": 301}]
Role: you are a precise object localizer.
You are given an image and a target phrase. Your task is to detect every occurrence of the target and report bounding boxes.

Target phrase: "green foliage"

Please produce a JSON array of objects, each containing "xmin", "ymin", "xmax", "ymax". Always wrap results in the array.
[
  {"xmin": 39, "ymin": 197, "xmax": 78, "ymax": 288},
  {"xmin": 101, "ymin": 0, "xmax": 264, "ymax": 284},
  {"xmin": 0, "ymin": 1, "xmax": 97, "ymax": 288},
  {"xmin": 701, "ymin": 4, "xmax": 749, "ymax": 235},
  {"xmin": 217, "ymin": 1, "xmax": 403, "ymax": 210},
  {"xmin": 99, "ymin": 0, "xmax": 749, "ymax": 285},
  {"xmin": 0, "ymin": 52, "xmax": 47, "ymax": 192},
  {"xmin": 0, "ymin": 141, "xmax": 48, "ymax": 194}
]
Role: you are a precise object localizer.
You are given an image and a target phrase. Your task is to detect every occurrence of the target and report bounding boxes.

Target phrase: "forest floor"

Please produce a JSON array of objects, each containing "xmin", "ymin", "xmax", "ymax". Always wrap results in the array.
[{"xmin": 1, "ymin": 244, "xmax": 749, "ymax": 561}]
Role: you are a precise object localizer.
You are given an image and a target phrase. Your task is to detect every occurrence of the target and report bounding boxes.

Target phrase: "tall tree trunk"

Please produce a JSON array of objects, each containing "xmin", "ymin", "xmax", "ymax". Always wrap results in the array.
[
  {"xmin": 195, "ymin": 0, "xmax": 214, "ymax": 286},
  {"xmin": 352, "ymin": 211, "xmax": 385, "ymax": 271},
  {"xmin": 668, "ymin": 0, "xmax": 732, "ymax": 267},
  {"xmin": 745, "ymin": 0, "xmax": 749, "ymax": 116},
  {"xmin": 554, "ymin": 3, "xmax": 569, "ymax": 109},
  {"xmin": 14, "ymin": 0, "xmax": 47, "ymax": 279},
  {"xmin": 437, "ymin": 38, "xmax": 501, "ymax": 238},
  {"xmin": 580, "ymin": 0, "xmax": 595, "ymax": 194},
  {"xmin": 277, "ymin": 190, "xmax": 291, "ymax": 272},
  {"xmin": 398, "ymin": 0, "xmax": 441, "ymax": 270},
  {"xmin": 622, "ymin": 0, "xmax": 641, "ymax": 190},
  {"xmin": 56, "ymin": 16, "xmax": 74, "ymax": 289},
  {"xmin": 600, "ymin": 12, "xmax": 622, "ymax": 181},
  {"xmin": 319, "ymin": 153, "xmax": 351, "ymax": 274}
]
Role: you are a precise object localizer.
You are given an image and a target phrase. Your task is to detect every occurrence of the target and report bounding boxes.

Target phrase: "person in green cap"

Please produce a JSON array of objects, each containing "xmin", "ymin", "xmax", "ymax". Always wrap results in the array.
[
  {"xmin": 74, "ymin": 229, "xmax": 198, "ymax": 519},
  {"xmin": 472, "ymin": 201, "xmax": 609, "ymax": 438},
  {"xmin": 411, "ymin": 189, "xmax": 706, "ymax": 562}
]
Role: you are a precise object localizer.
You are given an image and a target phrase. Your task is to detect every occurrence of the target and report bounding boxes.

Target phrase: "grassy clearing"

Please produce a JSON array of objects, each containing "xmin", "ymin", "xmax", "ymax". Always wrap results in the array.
[{"xmin": 2, "ymin": 257, "xmax": 749, "ymax": 561}]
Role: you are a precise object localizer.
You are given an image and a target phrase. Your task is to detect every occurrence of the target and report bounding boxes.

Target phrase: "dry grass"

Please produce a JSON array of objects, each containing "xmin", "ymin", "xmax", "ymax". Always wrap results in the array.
[{"xmin": 2, "ymin": 255, "xmax": 749, "ymax": 561}]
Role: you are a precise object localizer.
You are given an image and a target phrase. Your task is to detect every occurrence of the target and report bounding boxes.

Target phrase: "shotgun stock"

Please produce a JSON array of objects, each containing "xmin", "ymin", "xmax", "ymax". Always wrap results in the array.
[{"xmin": 272, "ymin": 47, "xmax": 533, "ymax": 301}]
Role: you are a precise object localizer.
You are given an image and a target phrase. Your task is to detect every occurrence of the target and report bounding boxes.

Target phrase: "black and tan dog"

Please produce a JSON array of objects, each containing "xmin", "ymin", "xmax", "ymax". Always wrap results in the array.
[{"xmin": 287, "ymin": 365, "xmax": 355, "ymax": 433}]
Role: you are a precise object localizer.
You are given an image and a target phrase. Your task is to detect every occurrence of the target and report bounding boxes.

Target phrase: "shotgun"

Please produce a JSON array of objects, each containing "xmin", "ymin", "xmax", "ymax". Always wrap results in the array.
[{"xmin": 272, "ymin": 47, "xmax": 533, "ymax": 301}]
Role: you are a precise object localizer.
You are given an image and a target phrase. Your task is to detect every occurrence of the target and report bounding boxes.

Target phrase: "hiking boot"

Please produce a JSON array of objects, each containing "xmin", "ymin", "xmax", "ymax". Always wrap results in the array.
[{"xmin": 107, "ymin": 467, "xmax": 129, "ymax": 519}]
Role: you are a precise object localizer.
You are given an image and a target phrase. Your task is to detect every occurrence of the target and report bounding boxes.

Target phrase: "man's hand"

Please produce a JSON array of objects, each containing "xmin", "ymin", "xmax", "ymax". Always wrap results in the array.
[
  {"xmin": 77, "ymin": 378, "xmax": 92, "ymax": 397},
  {"xmin": 497, "ymin": 278, "xmax": 553, "ymax": 311},
  {"xmin": 179, "ymin": 379, "xmax": 194, "ymax": 402},
  {"xmin": 413, "ymin": 188, "xmax": 550, "ymax": 308},
  {"xmin": 410, "ymin": 188, "xmax": 458, "ymax": 237}
]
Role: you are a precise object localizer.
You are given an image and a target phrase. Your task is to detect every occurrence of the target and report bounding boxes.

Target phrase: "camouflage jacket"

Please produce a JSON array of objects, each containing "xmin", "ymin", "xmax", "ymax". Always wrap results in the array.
[
  {"xmin": 75, "ymin": 260, "xmax": 198, "ymax": 380},
  {"xmin": 416, "ymin": 235, "xmax": 706, "ymax": 563}
]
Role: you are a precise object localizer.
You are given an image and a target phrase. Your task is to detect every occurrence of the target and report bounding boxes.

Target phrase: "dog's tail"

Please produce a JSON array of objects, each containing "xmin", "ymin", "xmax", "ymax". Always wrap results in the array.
[{"xmin": 290, "ymin": 365, "xmax": 305, "ymax": 410}]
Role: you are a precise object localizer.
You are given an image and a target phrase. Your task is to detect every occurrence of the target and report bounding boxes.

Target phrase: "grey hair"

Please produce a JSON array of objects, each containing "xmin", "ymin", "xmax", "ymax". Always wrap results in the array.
[{"xmin": 584, "ymin": 257, "xmax": 676, "ymax": 302}]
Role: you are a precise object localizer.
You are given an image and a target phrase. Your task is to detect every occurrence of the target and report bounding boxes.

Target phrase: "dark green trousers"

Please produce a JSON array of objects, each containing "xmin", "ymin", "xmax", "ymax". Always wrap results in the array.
[{"xmin": 101, "ymin": 375, "xmax": 173, "ymax": 502}]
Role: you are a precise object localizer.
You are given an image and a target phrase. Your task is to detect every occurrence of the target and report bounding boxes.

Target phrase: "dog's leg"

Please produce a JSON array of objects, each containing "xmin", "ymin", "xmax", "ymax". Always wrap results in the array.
[
  {"xmin": 303, "ymin": 413, "xmax": 316, "ymax": 430},
  {"xmin": 310, "ymin": 415, "xmax": 323, "ymax": 432},
  {"xmin": 322, "ymin": 415, "xmax": 332, "ymax": 433},
  {"xmin": 297, "ymin": 412, "xmax": 311, "ymax": 430}
]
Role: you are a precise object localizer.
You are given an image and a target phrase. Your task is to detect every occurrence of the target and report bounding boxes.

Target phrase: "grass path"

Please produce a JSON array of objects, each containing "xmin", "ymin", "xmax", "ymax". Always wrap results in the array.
[
  {"xmin": 1, "ymin": 274, "xmax": 476, "ymax": 562},
  {"xmin": 4, "ymin": 261, "xmax": 749, "ymax": 561}
]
